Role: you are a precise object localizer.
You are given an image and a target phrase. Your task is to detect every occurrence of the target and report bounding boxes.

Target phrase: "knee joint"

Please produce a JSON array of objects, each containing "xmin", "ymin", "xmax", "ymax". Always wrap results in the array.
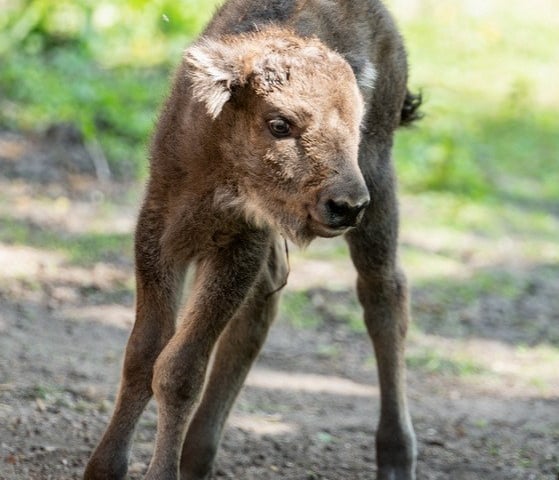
[
  {"xmin": 152, "ymin": 352, "xmax": 206, "ymax": 405},
  {"xmin": 357, "ymin": 268, "xmax": 408, "ymax": 306}
]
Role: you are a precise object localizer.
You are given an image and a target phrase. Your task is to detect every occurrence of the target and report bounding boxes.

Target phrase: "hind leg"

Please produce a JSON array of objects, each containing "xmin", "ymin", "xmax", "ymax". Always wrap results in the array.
[
  {"xmin": 346, "ymin": 156, "xmax": 416, "ymax": 480},
  {"xmin": 180, "ymin": 237, "xmax": 286, "ymax": 479}
]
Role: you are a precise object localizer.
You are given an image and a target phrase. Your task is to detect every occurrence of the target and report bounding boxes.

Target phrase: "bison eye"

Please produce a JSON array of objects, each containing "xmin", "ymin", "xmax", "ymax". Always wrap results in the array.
[{"xmin": 268, "ymin": 118, "xmax": 291, "ymax": 138}]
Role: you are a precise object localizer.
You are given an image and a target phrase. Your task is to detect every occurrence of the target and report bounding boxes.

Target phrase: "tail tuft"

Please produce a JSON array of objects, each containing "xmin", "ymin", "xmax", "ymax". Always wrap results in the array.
[{"xmin": 400, "ymin": 90, "xmax": 423, "ymax": 127}]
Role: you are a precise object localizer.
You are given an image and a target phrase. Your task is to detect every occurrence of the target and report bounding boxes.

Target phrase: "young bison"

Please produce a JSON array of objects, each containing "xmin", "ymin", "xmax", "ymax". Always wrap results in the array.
[{"xmin": 84, "ymin": 0, "xmax": 421, "ymax": 479}]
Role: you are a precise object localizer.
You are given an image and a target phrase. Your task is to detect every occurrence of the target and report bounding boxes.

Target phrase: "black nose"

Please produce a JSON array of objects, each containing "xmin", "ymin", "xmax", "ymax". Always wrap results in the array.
[{"xmin": 325, "ymin": 195, "xmax": 370, "ymax": 229}]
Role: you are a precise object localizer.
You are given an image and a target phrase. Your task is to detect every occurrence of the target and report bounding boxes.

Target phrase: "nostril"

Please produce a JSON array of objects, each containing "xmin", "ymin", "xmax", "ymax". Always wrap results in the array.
[
  {"xmin": 325, "ymin": 197, "xmax": 369, "ymax": 228},
  {"xmin": 326, "ymin": 199, "xmax": 352, "ymax": 217}
]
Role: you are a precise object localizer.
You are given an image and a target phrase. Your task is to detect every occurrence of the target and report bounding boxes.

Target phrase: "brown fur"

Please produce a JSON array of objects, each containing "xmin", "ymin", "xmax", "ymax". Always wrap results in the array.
[{"xmin": 84, "ymin": 1, "xmax": 421, "ymax": 479}]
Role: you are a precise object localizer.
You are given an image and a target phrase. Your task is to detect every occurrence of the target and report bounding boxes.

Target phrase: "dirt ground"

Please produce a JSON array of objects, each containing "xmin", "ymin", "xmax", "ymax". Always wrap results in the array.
[{"xmin": 0, "ymin": 129, "xmax": 558, "ymax": 480}]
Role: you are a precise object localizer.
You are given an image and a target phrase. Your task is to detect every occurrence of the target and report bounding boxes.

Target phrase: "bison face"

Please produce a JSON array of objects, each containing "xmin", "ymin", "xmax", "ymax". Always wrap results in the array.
[{"xmin": 185, "ymin": 27, "xmax": 370, "ymax": 245}]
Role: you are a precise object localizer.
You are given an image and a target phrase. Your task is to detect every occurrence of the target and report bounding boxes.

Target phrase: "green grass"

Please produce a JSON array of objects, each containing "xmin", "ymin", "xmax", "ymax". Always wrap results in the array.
[
  {"xmin": 329, "ymin": 300, "xmax": 365, "ymax": 333},
  {"xmin": 418, "ymin": 269, "xmax": 529, "ymax": 305},
  {"xmin": 279, "ymin": 289, "xmax": 366, "ymax": 332},
  {"xmin": 1, "ymin": 50, "xmax": 167, "ymax": 177},
  {"xmin": 390, "ymin": 0, "xmax": 559, "ymax": 202},
  {"xmin": 395, "ymin": 108, "xmax": 559, "ymax": 201},
  {"xmin": 406, "ymin": 348, "xmax": 487, "ymax": 377},
  {"xmin": 280, "ymin": 291, "xmax": 322, "ymax": 329},
  {"xmin": 0, "ymin": 215, "xmax": 132, "ymax": 266},
  {"xmin": 0, "ymin": 0, "xmax": 223, "ymax": 179}
]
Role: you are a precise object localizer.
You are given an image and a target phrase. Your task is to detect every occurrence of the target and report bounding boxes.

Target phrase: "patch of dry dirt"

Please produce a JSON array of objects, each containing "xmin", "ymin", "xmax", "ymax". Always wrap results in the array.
[{"xmin": 0, "ymin": 130, "xmax": 558, "ymax": 479}]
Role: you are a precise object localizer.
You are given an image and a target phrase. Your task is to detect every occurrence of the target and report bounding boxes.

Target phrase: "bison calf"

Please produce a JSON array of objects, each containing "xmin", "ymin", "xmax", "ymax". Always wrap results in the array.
[{"xmin": 84, "ymin": 0, "xmax": 420, "ymax": 479}]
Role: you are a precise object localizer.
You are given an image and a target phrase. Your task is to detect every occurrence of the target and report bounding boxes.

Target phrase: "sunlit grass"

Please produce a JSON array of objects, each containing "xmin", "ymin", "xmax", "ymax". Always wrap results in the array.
[
  {"xmin": 405, "ymin": 327, "xmax": 559, "ymax": 395},
  {"xmin": 0, "ymin": 215, "xmax": 132, "ymax": 266},
  {"xmin": 280, "ymin": 291, "xmax": 322, "ymax": 329},
  {"xmin": 389, "ymin": 0, "xmax": 559, "ymax": 200},
  {"xmin": 0, "ymin": 51, "xmax": 168, "ymax": 177},
  {"xmin": 0, "ymin": 0, "xmax": 223, "ymax": 178},
  {"xmin": 406, "ymin": 348, "xmax": 487, "ymax": 377}
]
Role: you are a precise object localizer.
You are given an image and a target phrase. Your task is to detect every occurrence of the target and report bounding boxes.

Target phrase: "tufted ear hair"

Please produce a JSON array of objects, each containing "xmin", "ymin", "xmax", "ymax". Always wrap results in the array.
[
  {"xmin": 184, "ymin": 35, "xmax": 298, "ymax": 119},
  {"xmin": 184, "ymin": 39, "xmax": 247, "ymax": 119}
]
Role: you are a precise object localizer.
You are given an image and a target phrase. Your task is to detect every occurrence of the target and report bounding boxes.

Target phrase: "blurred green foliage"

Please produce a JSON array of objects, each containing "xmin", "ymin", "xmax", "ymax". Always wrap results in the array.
[
  {"xmin": 1, "ymin": 0, "xmax": 558, "ymax": 197},
  {"xmin": 406, "ymin": 347, "xmax": 486, "ymax": 377},
  {"xmin": 391, "ymin": 0, "xmax": 559, "ymax": 202},
  {"xmin": 0, "ymin": 0, "xmax": 221, "ymax": 177}
]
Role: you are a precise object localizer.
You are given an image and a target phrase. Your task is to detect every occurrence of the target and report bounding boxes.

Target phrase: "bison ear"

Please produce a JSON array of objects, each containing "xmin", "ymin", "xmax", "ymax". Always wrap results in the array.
[{"xmin": 184, "ymin": 40, "xmax": 244, "ymax": 119}]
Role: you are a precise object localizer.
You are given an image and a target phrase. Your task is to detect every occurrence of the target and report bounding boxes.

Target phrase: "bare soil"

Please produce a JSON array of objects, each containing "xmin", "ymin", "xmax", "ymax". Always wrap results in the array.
[{"xmin": 0, "ymin": 129, "xmax": 558, "ymax": 480}]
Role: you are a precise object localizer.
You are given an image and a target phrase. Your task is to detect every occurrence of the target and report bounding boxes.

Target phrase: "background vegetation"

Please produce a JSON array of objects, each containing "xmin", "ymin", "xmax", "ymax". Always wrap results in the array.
[
  {"xmin": 1, "ymin": 0, "xmax": 558, "ymax": 194},
  {"xmin": 0, "ymin": 0, "xmax": 221, "ymax": 177}
]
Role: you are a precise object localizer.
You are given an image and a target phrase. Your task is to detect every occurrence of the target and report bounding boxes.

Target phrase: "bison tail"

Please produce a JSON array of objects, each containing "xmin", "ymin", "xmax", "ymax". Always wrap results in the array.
[{"xmin": 399, "ymin": 90, "xmax": 423, "ymax": 127}]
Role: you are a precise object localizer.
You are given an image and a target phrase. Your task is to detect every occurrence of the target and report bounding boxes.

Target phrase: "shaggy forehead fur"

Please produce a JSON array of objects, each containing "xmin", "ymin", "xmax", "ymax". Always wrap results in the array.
[{"xmin": 185, "ymin": 27, "xmax": 365, "ymax": 120}]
